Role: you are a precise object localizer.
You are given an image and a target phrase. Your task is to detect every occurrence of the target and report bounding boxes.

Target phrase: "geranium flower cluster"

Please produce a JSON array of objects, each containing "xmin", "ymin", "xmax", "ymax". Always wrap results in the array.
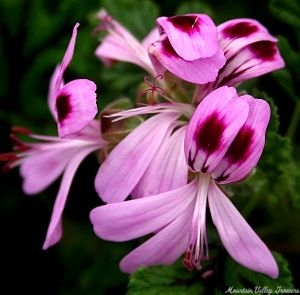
[{"xmin": 1, "ymin": 9, "xmax": 284, "ymax": 279}]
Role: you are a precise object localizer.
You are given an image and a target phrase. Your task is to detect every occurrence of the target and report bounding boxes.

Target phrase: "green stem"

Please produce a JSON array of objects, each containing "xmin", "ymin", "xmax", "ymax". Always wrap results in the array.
[{"xmin": 286, "ymin": 98, "xmax": 300, "ymax": 141}]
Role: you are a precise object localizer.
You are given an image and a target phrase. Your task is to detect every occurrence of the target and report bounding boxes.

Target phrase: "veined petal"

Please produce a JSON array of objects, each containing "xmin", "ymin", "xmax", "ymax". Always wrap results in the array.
[
  {"xmin": 184, "ymin": 86, "xmax": 249, "ymax": 173},
  {"xmin": 218, "ymin": 18, "xmax": 277, "ymax": 59},
  {"xmin": 48, "ymin": 65, "xmax": 61, "ymax": 121},
  {"xmin": 132, "ymin": 126, "xmax": 188, "ymax": 198},
  {"xmin": 90, "ymin": 181, "xmax": 196, "ymax": 242},
  {"xmin": 94, "ymin": 113, "xmax": 179, "ymax": 203},
  {"xmin": 149, "ymin": 37, "xmax": 226, "ymax": 84},
  {"xmin": 95, "ymin": 10, "xmax": 155, "ymax": 75},
  {"xmin": 216, "ymin": 40, "xmax": 285, "ymax": 87},
  {"xmin": 208, "ymin": 181, "xmax": 279, "ymax": 279},
  {"xmin": 56, "ymin": 79, "xmax": 97, "ymax": 138},
  {"xmin": 20, "ymin": 148, "xmax": 76, "ymax": 195},
  {"xmin": 95, "ymin": 34, "xmax": 148, "ymax": 69},
  {"xmin": 43, "ymin": 146, "xmax": 99, "ymax": 249},
  {"xmin": 142, "ymin": 27, "xmax": 160, "ymax": 49},
  {"xmin": 108, "ymin": 102, "xmax": 191, "ymax": 122},
  {"xmin": 156, "ymin": 14, "xmax": 219, "ymax": 60},
  {"xmin": 48, "ymin": 23, "xmax": 79, "ymax": 121},
  {"xmin": 212, "ymin": 96, "xmax": 271, "ymax": 183},
  {"xmin": 120, "ymin": 202, "xmax": 193, "ymax": 273},
  {"xmin": 58, "ymin": 23, "xmax": 80, "ymax": 85}
]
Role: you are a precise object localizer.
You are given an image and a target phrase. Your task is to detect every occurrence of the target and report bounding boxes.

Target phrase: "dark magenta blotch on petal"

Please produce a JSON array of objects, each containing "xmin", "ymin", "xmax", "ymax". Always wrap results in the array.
[
  {"xmin": 161, "ymin": 38, "xmax": 178, "ymax": 57},
  {"xmin": 225, "ymin": 126, "xmax": 254, "ymax": 163},
  {"xmin": 195, "ymin": 112, "xmax": 225, "ymax": 153},
  {"xmin": 223, "ymin": 22, "xmax": 258, "ymax": 39},
  {"xmin": 215, "ymin": 126, "xmax": 254, "ymax": 183},
  {"xmin": 249, "ymin": 41, "xmax": 277, "ymax": 61},
  {"xmin": 168, "ymin": 15, "xmax": 201, "ymax": 34},
  {"xmin": 56, "ymin": 93, "xmax": 71, "ymax": 122}
]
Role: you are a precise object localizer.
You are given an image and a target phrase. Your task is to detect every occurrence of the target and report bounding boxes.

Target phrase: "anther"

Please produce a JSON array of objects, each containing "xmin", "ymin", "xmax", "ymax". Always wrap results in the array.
[{"xmin": 138, "ymin": 75, "xmax": 165, "ymax": 104}]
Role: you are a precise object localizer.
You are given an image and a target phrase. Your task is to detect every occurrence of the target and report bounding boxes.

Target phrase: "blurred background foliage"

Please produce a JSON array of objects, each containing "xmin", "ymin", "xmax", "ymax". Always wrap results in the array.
[{"xmin": 1, "ymin": 0, "xmax": 300, "ymax": 294}]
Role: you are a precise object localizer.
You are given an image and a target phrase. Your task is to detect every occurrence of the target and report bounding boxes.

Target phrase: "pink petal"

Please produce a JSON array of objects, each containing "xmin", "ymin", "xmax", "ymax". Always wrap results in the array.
[
  {"xmin": 149, "ymin": 37, "xmax": 226, "ymax": 84},
  {"xmin": 119, "ymin": 206, "xmax": 192, "ymax": 273},
  {"xmin": 20, "ymin": 148, "xmax": 76, "ymax": 195},
  {"xmin": 94, "ymin": 113, "xmax": 179, "ymax": 203},
  {"xmin": 208, "ymin": 181, "xmax": 279, "ymax": 279},
  {"xmin": 56, "ymin": 79, "xmax": 98, "ymax": 138},
  {"xmin": 43, "ymin": 146, "xmax": 98, "ymax": 249},
  {"xmin": 90, "ymin": 181, "xmax": 196, "ymax": 242},
  {"xmin": 218, "ymin": 18, "xmax": 277, "ymax": 59},
  {"xmin": 157, "ymin": 14, "xmax": 219, "ymax": 60},
  {"xmin": 216, "ymin": 41, "xmax": 285, "ymax": 87},
  {"xmin": 48, "ymin": 23, "xmax": 79, "ymax": 120},
  {"xmin": 95, "ymin": 11, "xmax": 155, "ymax": 75},
  {"xmin": 212, "ymin": 95, "xmax": 271, "ymax": 183},
  {"xmin": 184, "ymin": 86, "xmax": 249, "ymax": 173},
  {"xmin": 108, "ymin": 103, "xmax": 189, "ymax": 121},
  {"xmin": 142, "ymin": 27, "xmax": 160, "ymax": 49},
  {"xmin": 132, "ymin": 126, "xmax": 188, "ymax": 198},
  {"xmin": 48, "ymin": 65, "xmax": 61, "ymax": 121},
  {"xmin": 95, "ymin": 34, "xmax": 145, "ymax": 68}
]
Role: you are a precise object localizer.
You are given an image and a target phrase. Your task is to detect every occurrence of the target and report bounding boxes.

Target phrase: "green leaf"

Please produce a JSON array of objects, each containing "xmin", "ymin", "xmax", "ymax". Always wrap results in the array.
[
  {"xmin": 127, "ymin": 260, "xmax": 207, "ymax": 295},
  {"xmin": 101, "ymin": 0, "xmax": 159, "ymax": 39},
  {"xmin": 247, "ymin": 91, "xmax": 300, "ymax": 207},
  {"xmin": 176, "ymin": 1, "xmax": 214, "ymax": 17},
  {"xmin": 269, "ymin": 0, "xmax": 300, "ymax": 31},
  {"xmin": 216, "ymin": 252, "xmax": 294, "ymax": 294}
]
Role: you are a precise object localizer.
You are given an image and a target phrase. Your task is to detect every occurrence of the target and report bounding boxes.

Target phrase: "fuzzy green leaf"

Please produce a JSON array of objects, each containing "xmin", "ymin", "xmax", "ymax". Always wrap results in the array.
[
  {"xmin": 127, "ymin": 260, "xmax": 207, "ymax": 295},
  {"xmin": 216, "ymin": 252, "xmax": 294, "ymax": 294},
  {"xmin": 101, "ymin": 0, "xmax": 159, "ymax": 39}
]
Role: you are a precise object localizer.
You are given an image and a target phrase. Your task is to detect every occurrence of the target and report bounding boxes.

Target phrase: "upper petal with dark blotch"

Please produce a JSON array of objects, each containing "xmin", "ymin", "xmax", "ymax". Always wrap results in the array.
[
  {"xmin": 184, "ymin": 86, "xmax": 249, "ymax": 173},
  {"xmin": 157, "ymin": 14, "xmax": 219, "ymax": 60},
  {"xmin": 215, "ymin": 40, "xmax": 285, "ymax": 87},
  {"xmin": 212, "ymin": 95, "xmax": 270, "ymax": 183},
  {"xmin": 218, "ymin": 18, "xmax": 277, "ymax": 59},
  {"xmin": 56, "ymin": 79, "xmax": 97, "ymax": 138},
  {"xmin": 149, "ymin": 37, "xmax": 226, "ymax": 84}
]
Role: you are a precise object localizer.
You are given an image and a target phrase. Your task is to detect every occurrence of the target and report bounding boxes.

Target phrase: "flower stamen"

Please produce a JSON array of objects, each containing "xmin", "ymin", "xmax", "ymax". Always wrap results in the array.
[{"xmin": 138, "ymin": 75, "xmax": 165, "ymax": 104}]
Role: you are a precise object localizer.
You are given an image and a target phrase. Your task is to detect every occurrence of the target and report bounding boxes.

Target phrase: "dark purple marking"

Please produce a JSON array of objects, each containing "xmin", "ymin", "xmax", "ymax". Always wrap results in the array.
[
  {"xmin": 225, "ymin": 126, "xmax": 254, "ymax": 163},
  {"xmin": 194, "ymin": 112, "xmax": 225, "ymax": 153},
  {"xmin": 249, "ymin": 41, "xmax": 277, "ymax": 61},
  {"xmin": 223, "ymin": 22, "xmax": 258, "ymax": 39},
  {"xmin": 188, "ymin": 150, "xmax": 195, "ymax": 170},
  {"xmin": 168, "ymin": 15, "xmax": 201, "ymax": 34},
  {"xmin": 161, "ymin": 38, "xmax": 178, "ymax": 57},
  {"xmin": 216, "ymin": 174, "xmax": 229, "ymax": 183},
  {"xmin": 56, "ymin": 93, "xmax": 71, "ymax": 122}
]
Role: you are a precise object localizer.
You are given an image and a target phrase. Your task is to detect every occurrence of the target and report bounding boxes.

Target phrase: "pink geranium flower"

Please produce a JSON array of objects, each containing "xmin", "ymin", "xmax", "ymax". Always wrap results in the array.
[
  {"xmin": 95, "ymin": 12, "xmax": 284, "ymax": 89},
  {"xmin": 0, "ymin": 23, "xmax": 105, "ymax": 249},
  {"xmin": 90, "ymin": 86, "xmax": 278, "ymax": 279}
]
